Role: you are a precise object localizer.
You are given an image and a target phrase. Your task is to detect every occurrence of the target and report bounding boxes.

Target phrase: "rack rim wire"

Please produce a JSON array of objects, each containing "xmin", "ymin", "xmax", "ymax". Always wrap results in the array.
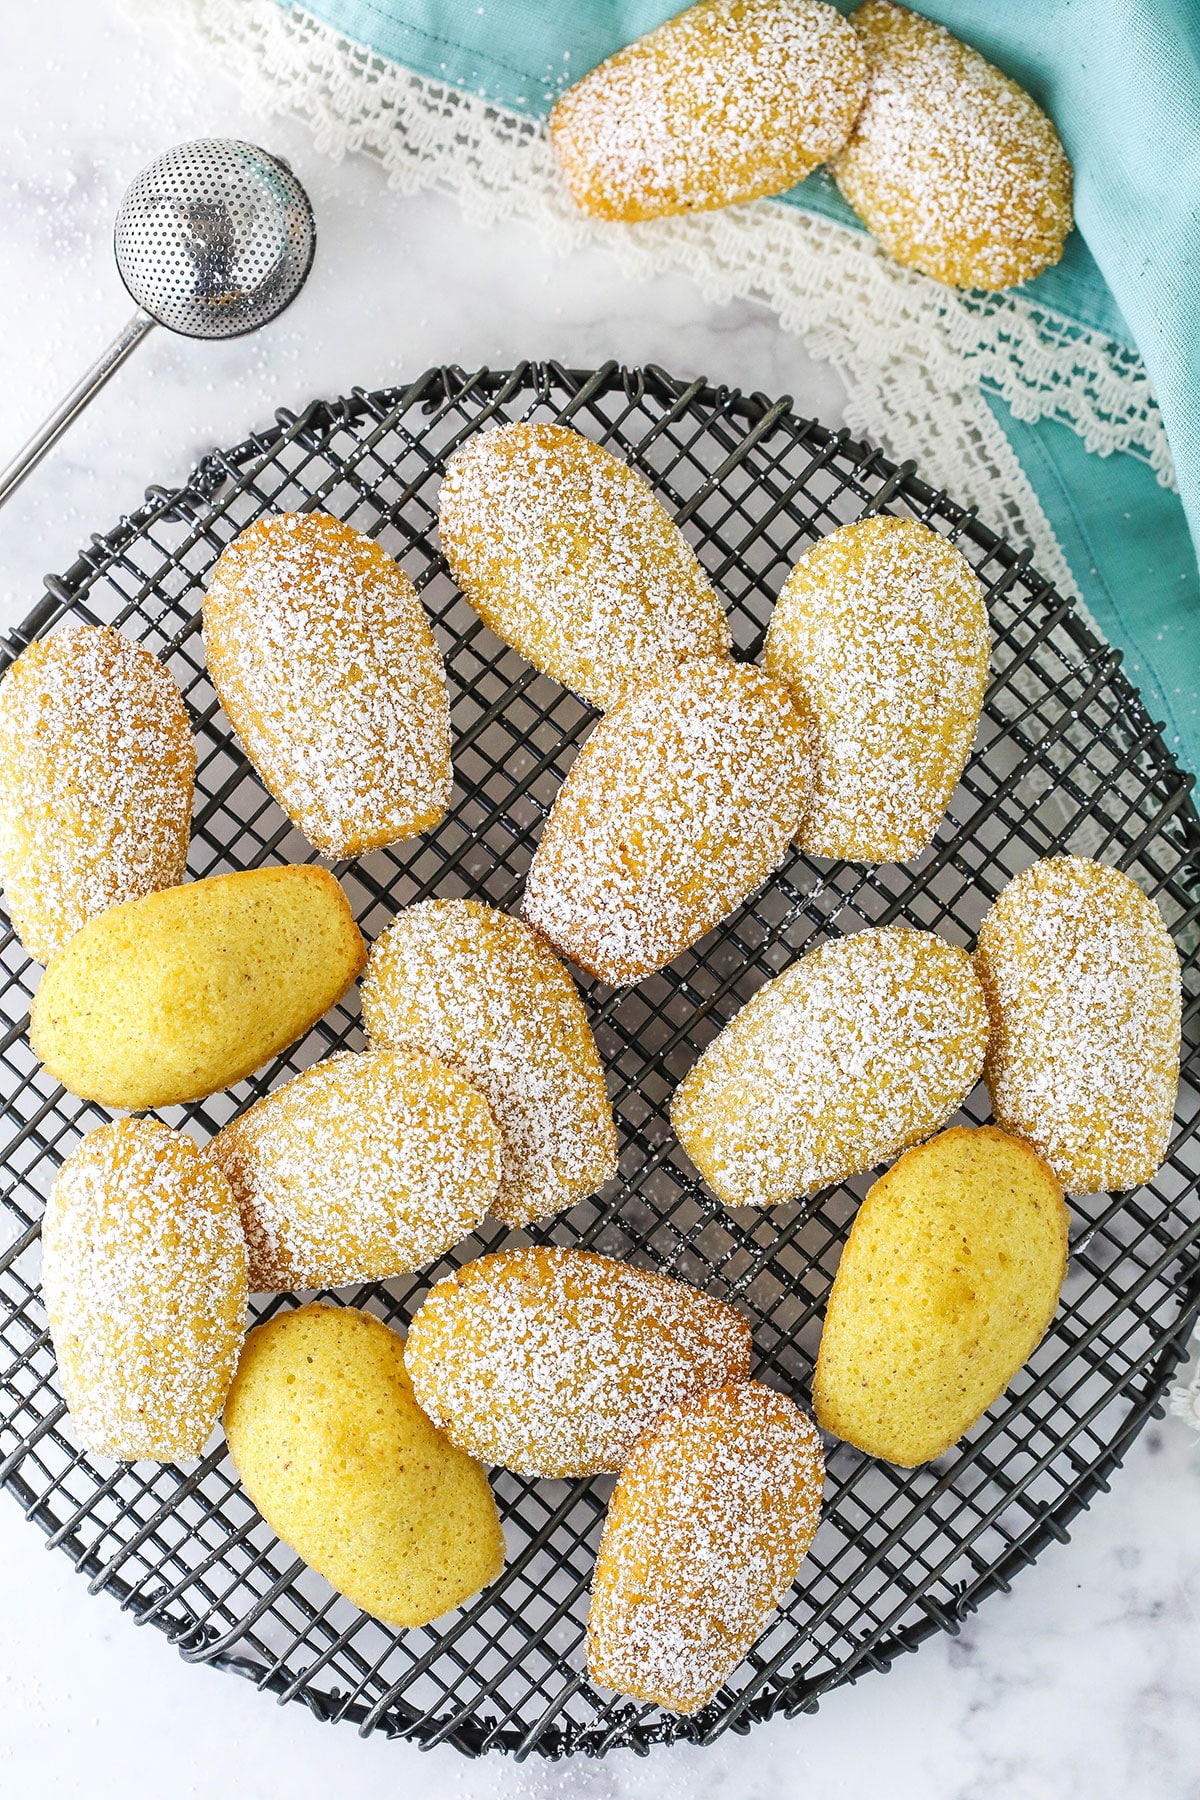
[{"xmin": 1, "ymin": 361, "xmax": 1198, "ymax": 1761}]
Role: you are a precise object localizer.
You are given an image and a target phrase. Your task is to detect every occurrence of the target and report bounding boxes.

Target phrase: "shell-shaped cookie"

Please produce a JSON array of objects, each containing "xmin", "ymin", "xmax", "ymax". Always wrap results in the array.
[
  {"xmin": 765, "ymin": 516, "xmax": 989, "ymax": 861},
  {"xmin": 204, "ymin": 512, "xmax": 451, "ymax": 857},
  {"xmin": 587, "ymin": 1382, "xmax": 824, "ymax": 1713},
  {"xmin": 42, "ymin": 1119, "xmax": 247, "ymax": 1462},
  {"xmin": 671, "ymin": 925, "xmax": 989, "ymax": 1206},
  {"xmin": 223, "ymin": 1305, "xmax": 504, "ymax": 1628},
  {"xmin": 973, "ymin": 856, "xmax": 1181, "ymax": 1193},
  {"xmin": 813, "ymin": 1126, "xmax": 1069, "ymax": 1466},
  {"xmin": 550, "ymin": 0, "xmax": 867, "ymax": 222},
  {"xmin": 404, "ymin": 1247, "xmax": 752, "ymax": 1478},
  {"xmin": 0, "ymin": 625, "xmax": 194, "ymax": 964},
  {"xmin": 31, "ymin": 866, "xmax": 365, "ymax": 1110},
  {"xmin": 438, "ymin": 423, "xmax": 730, "ymax": 710},
  {"xmin": 210, "ymin": 1047, "xmax": 502, "ymax": 1291},
  {"xmin": 360, "ymin": 899, "xmax": 617, "ymax": 1226},
  {"xmin": 523, "ymin": 661, "xmax": 814, "ymax": 986},
  {"xmin": 833, "ymin": 1, "xmax": 1073, "ymax": 290}
]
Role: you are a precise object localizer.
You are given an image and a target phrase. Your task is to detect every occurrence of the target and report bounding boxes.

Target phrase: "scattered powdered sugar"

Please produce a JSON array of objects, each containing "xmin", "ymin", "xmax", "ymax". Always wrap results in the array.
[
  {"xmin": 0, "ymin": 624, "xmax": 194, "ymax": 965},
  {"xmin": 209, "ymin": 1046, "xmax": 502, "ymax": 1291},
  {"xmin": 40, "ymin": 1119, "xmax": 247, "ymax": 1463},
  {"xmin": 438, "ymin": 422, "xmax": 730, "ymax": 710},
  {"xmin": 523, "ymin": 660, "xmax": 814, "ymax": 986},
  {"xmin": 671, "ymin": 924, "xmax": 990, "ymax": 1206},
  {"xmin": 550, "ymin": 0, "xmax": 867, "ymax": 221},
  {"xmin": 587, "ymin": 1381, "xmax": 824, "ymax": 1713},
  {"xmin": 974, "ymin": 856, "xmax": 1182, "ymax": 1193},
  {"xmin": 360, "ymin": 899, "xmax": 617, "ymax": 1227},
  {"xmin": 766, "ymin": 515, "xmax": 989, "ymax": 862},
  {"xmin": 404, "ymin": 1247, "xmax": 753, "ymax": 1478},
  {"xmin": 833, "ymin": 1, "xmax": 1073, "ymax": 290},
  {"xmin": 203, "ymin": 512, "xmax": 452, "ymax": 858}
]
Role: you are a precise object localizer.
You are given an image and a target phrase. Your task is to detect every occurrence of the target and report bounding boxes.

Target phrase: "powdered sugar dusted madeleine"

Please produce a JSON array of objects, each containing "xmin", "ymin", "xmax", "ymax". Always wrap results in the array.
[
  {"xmin": 31, "ymin": 866, "xmax": 365, "ymax": 1110},
  {"xmin": 404, "ymin": 1247, "xmax": 752, "ymax": 1479},
  {"xmin": 974, "ymin": 857, "xmax": 1181, "ymax": 1193},
  {"xmin": 765, "ymin": 516, "xmax": 989, "ymax": 862},
  {"xmin": 550, "ymin": 0, "xmax": 867, "ymax": 222},
  {"xmin": 587, "ymin": 1382, "xmax": 824, "ymax": 1713},
  {"xmin": 834, "ymin": 2, "xmax": 1073, "ymax": 290},
  {"xmin": 0, "ymin": 625, "xmax": 194, "ymax": 964},
  {"xmin": 671, "ymin": 925, "xmax": 989, "ymax": 1207},
  {"xmin": 210, "ymin": 1047, "xmax": 502, "ymax": 1292},
  {"xmin": 523, "ymin": 661, "xmax": 814, "ymax": 985},
  {"xmin": 42, "ymin": 1119, "xmax": 246, "ymax": 1462},
  {"xmin": 438, "ymin": 423, "xmax": 730, "ymax": 710},
  {"xmin": 204, "ymin": 512, "xmax": 451, "ymax": 857},
  {"xmin": 361, "ymin": 899, "xmax": 617, "ymax": 1226}
]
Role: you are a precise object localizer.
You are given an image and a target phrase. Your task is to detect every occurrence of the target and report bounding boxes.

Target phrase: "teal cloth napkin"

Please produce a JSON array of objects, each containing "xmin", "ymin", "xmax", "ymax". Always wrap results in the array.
[{"xmin": 282, "ymin": 0, "xmax": 1200, "ymax": 774}]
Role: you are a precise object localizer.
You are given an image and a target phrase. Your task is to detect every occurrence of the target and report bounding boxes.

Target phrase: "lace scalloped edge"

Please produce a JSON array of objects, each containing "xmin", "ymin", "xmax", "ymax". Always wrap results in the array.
[{"xmin": 129, "ymin": 0, "xmax": 1200, "ymax": 1429}]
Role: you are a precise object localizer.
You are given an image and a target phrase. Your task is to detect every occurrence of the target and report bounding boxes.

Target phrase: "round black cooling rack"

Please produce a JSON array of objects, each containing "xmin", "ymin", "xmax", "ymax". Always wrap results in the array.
[{"xmin": 1, "ymin": 361, "xmax": 1198, "ymax": 1761}]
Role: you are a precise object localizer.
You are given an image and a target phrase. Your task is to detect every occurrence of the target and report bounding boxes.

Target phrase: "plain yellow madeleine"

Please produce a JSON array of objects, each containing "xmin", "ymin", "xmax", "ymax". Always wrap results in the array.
[
  {"xmin": 31, "ymin": 865, "xmax": 365, "ymax": 1109},
  {"xmin": 224, "ymin": 1306, "xmax": 504, "ymax": 1628},
  {"xmin": 814, "ymin": 1126, "xmax": 1069, "ymax": 1466}
]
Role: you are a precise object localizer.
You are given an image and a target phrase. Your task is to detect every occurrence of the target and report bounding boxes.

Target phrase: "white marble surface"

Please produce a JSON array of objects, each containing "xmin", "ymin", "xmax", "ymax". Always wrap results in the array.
[{"xmin": 2, "ymin": 6, "xmax": 1200, "ymax": 1798}]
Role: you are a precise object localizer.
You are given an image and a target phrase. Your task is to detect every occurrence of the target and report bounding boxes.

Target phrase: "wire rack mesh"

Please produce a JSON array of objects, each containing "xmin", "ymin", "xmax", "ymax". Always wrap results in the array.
[{"xmin": 0, "ymin": 361, "xmax": 1198, "ymax": 1761}]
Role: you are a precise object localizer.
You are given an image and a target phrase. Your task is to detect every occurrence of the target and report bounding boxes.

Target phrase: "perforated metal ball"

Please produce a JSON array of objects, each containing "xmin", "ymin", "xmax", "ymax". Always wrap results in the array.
[{"xmin": 113, "ymin": 138, "xmax": 316, "ymax": 339}]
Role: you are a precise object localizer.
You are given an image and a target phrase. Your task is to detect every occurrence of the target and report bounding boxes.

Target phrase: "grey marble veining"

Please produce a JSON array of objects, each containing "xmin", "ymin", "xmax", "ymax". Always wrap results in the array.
[{"xmin": 1, "ymin": 6, "xmax": 1198, "ymax": 1797}]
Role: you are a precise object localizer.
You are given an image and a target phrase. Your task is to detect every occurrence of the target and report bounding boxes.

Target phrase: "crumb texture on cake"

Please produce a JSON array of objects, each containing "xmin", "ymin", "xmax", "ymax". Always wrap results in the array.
[
  {"xmin": 0, "ymin": 624, "xmax": 194, "ymax": 964},
  {"xmin": 439, "ymin": 422, "xmax": 730, "ymax": 710},
  {"xmin": 833, "ymin": 0, "xmax": 1073, "ymax": 290},
  {"xmin": 42, "ymin": 1118, "xmax": 247, "ymax": 1463},
  {"xmin": 765, "ymin": 515, "xmax": 989, "ymax": 862},
  {"xmin": 551, "ymin": 0, "xmax": 867, "ymax": 222},
  {"xmin": 210, "ymin": 1046, "xmax": 502, "ymax": 1291},
  {"xmin": 204, "ymin": 511, "xmax": 452, "ymax": 857},
  {"xmin": 813, "ymin": 1125, "xmax": 1070, "ymax": 1466},
  {"xmin": 223, "ymin": 1304, "xmax": 504, "ymax": 1628},
  {"xmin": 404, "ymin": 1246, "xmax": 752, "ymax": 1478},
  {"xmin": 361, "ymin": 898, "xmax": 617, "ymax": 1226},
  {"xmin": 973, "ymin": 855, "xmax": 1181, "ymax": 1193},
  {"xmin": 523, "ymin": 660, "xmax": 814, "ymax": 986},
  {"xmin": 587, "ymin": 1381, "xmax": 824, "ymax": 1713},
  {"xmin": 30, "ymin": 864, "xmax": 365, "ymax": 1109},
  {"xmin": 672, "ymin": 924, "xmax": 989, "ymax": 1206}
]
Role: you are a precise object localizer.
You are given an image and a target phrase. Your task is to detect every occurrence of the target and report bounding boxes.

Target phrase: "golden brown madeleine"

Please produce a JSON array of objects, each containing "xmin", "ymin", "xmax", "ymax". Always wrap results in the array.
[
  {"xmin": 0, "ymin": 625, "xmax": 194, "ymax": 964},
  {"xmin": 361, "ymin": 899, "xmax": 617, "ymax": 1226},
  {"xmin": 672, "ymin": 924, "xmax": 988, "ymax": 1206},
  {"xmin": 813, "ymin": 1126, "xmax": 1069, "ymax": 1466},
  {"xmin": 833, "ymin": 2, "xmax": 1073, "ymax": 290},
  {"xmin": 438, "ymin": 423, "xmax": 730, "ymax": 710},
  {"xmin": 42, "ymin": 1119, "xmax": 247, "ymax": 1462},
  {"xmin": 974, "ymin": 856, "xmax": 1181, "ymax": 1193},
  {"xmin": 405, "ymin": 1247, "xmax": 752, "ymax": 1478},
  {"xmin": 765, "ymin": 516, "xmax": 989, "ymax": 861},
  {"xmin": 523, "ymin": 661, "xmax": 814, "ymax": 986},
  {"xmin": 550, "ymin": 0, "xmax": 867, "ymax": 222},
  {"xmin": 587, "ymin": 1381, "xmax": 824, "ymax": 1713},
  {"xmin": 204, "ymin": 512, "xmax": 451, "ymax": 857},
  {"xmin": 210, "ymin": 1047, "xmax": 502, "ymax": 1291},
  {"xmin": 31, "ymin": 865, "xmax": 365, "ymax": 1110},
  {"xmin": 224, "ymin": 1305, "xmax": 504, "ymax": 1628}
]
